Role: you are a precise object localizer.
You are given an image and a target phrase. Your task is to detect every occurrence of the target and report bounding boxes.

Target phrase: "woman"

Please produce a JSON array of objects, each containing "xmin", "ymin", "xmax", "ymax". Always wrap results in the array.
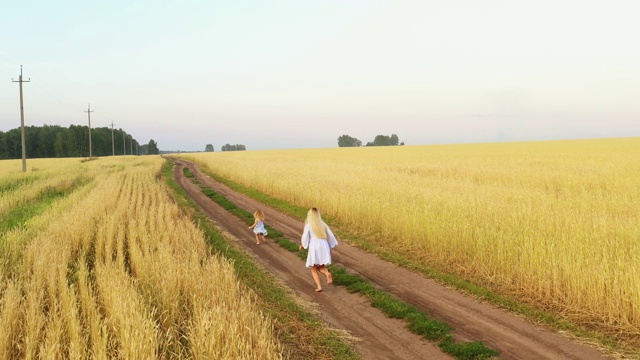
[{"xmin": 299, "ymin": 208, "xmax": 338, "ymax": 292}]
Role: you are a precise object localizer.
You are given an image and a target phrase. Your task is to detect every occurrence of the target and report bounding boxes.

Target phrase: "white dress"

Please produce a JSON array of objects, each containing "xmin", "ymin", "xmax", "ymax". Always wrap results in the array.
[
  {"xmin": 253, "ymin": 220, "xmax": 267, "ymax": 235},
  {"xmin": 300, "ymin": 223, "xmax": 338, "ymax": 268}
]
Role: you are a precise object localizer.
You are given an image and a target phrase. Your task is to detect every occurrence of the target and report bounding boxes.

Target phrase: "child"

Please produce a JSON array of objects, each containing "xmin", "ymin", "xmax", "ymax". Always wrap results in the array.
[
  {"xmin": 299, "ymin": 207, "xmax": 338, "ymax": 292},
  {"xmin": 249, "ymin": 209, "xmax": 268, "ymax": 245}
]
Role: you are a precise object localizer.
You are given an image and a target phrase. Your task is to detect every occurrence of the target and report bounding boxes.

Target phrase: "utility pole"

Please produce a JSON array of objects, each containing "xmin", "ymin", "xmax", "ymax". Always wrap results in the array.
[
  {"xmin": 84, "ymin": 104, "xmax": 94, "ymax": 159},
  {"xmin": 12, "ymin": 65, "xmax": 30, "ymax": 173},
  {"xmin": 110, "ymin": 121, "xmax": 115, "ymax": 156}
]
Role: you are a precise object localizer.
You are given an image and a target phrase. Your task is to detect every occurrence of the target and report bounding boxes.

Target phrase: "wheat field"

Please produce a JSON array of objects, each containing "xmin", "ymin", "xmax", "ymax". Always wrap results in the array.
[
  {"xmin": 0, "ymin": 156, "xmax": 282, "ymax": 359},
  {"xmin": 181, "ymin": 137, "xmax": 640, "ymax": 342}
]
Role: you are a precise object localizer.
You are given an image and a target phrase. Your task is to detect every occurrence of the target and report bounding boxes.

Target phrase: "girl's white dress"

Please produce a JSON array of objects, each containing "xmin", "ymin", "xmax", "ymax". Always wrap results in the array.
[
  {"xmin": 300, "ymin": 224, "xmax": 338, "ymax": 268},
  {"xmin": 253, "ymin": 221, "xmax": 267, "ymax": 235}
]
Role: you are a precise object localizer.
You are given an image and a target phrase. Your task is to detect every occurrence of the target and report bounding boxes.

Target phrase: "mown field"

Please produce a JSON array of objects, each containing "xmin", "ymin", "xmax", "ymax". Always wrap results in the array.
[
  {"xmin": 179, "ymin": 137, "xmax": 640, "ymax": 348},
  {"xmin": 0, "ymin": 156, "xmax": 284, "ymax": 359}
]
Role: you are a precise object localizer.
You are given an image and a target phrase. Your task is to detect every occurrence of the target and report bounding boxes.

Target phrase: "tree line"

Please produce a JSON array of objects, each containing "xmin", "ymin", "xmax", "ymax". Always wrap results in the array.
[
  {"xmin": 0, "ymin": 124, "xmax": 158, "ymax": 159},
  {"xmin": 337, "ymin": 134, "xmax": 404, "ymax": 147}
]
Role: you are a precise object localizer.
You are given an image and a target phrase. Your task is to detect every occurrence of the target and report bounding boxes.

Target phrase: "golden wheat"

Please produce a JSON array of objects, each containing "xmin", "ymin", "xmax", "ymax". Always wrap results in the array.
[
  {"xmin": 0, "ymin": 156, "xmax": 283, "ymax": 359},
  {"xmin": 0, "ymin": 158, "xmax": 85, "ymax": 219},
  {"xmin": 181, "ymin": 137, "xmax": 640, "ymax": 340}
]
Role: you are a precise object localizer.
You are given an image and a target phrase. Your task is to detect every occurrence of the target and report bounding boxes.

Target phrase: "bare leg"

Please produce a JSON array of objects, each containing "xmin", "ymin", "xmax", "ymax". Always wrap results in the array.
[
  {"xmin": 311, "ymin": 266, "xmax": 322, "ymax": 291},
  {"xmin": 255, "ymin": 234, "xmax": 260, "ymax": 245},
  {"xmin": 259, "ymin": 233, "xmax": 266, "ymax": 243},
  {"xmin": 318, "ymin": 265, "xmax": 333, "ymax": 285}
]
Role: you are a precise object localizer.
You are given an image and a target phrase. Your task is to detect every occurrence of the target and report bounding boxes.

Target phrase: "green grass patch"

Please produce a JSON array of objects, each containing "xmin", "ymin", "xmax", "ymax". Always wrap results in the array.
[
  {"xmin": 168, "ymin": 161, "xmax": 359, "ymax": 359},
  {"xmin": 182, "ymin": 162, "xmax": 499, "ymax": 359},
  {"xmin": 439, "ymin": 336, "xmax": 500, "ymax": 360},
  {"xmin": 0, "ymin": 175, "xmax": 41, "ymax": 194},
  {"xmin": 0, "ymin": 179, "xmax": 87, "ymax": 236}
]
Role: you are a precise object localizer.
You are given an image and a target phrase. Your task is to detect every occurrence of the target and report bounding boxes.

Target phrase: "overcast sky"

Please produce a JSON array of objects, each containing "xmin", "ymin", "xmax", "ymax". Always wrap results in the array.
[{"xmin": 1, "ymin": 0, "xmax": 639, "ymax": 151}]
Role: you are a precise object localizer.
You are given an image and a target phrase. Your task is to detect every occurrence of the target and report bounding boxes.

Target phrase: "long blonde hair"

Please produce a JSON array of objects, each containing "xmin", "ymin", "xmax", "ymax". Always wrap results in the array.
[
  {"xmin": 253, "ymin": 209, "xmax": 265, "ymax": 221},
  {"xmin": 306, "ymin": 208, "xmax": 327, "ymax": 239}
]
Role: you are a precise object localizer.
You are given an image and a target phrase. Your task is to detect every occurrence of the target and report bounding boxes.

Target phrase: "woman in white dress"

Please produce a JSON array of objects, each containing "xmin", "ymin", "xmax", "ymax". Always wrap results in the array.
[{"xmin": 299, "ymin": 208, "xmax": 338, "ymax": 292}]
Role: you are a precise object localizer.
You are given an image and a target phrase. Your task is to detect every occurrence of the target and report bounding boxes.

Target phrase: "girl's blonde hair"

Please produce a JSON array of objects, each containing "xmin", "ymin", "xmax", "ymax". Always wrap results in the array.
[
  {"xmin": 254, "ymin": 209, "xmax": 265, "ymax": 220},
  {"xmin": 306, "ymin": 208, "xmax": 327, "ymax": 239}
]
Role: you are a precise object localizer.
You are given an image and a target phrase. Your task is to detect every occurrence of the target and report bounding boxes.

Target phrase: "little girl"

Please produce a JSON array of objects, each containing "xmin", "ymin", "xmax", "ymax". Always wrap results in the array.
[{"xmin": 249, "ymin": 209, "xmax": 268, "ymax": 245}]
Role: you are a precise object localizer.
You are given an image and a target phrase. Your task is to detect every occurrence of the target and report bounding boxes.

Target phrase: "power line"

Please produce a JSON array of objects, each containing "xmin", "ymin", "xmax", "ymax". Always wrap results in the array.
[{"xmin": 11, "ymin": 66, "xmax": 30, "ymax": 173}]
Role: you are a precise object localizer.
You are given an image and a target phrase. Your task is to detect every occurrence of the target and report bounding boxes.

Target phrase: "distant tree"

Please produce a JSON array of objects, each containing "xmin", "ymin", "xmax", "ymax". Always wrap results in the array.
[
  {"xmin": 70, "ymin": 125, "xmax": 87, "ymax": 157},
  {"xmin": 53, "ymin": 132, "xmax": 65, "ymax": 157},
  {"xmin": 365, "ymin": 135, "xmax": 389, "ymax": 146},
  {"xmin": 205, "ymin": 144, "xmax": 214, "ymax": 152},
  {"xmin": 366, "ymin": 134, "xmax": 401, "ymax": 147},
  {"xmin": 337, "ymin": 135, "xmax": 362, "ymax": 147},
  {"xmin": 0, "ymin": 129, "xmax": 20, "ymax": 159},
  {"xmin": 221, "ymin": 144, "xmax": 246, "ymax": 151},
  {"xmin": 37, "ymin": 125, "xmax": 57, "ymax": 157},
  {"xmin": 147, "ymin": 139, "xmax": 159, "ymax": 155},
  {"xmin": 374, "ymin": 135, "xmax": 389, "ymax": 146}
]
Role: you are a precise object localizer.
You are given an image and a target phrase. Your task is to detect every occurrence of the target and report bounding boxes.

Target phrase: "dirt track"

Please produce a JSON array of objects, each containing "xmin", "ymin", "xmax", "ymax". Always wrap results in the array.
[{"xmin": 171, "ymin": 158, "xmax": 612, "ymax": 360}]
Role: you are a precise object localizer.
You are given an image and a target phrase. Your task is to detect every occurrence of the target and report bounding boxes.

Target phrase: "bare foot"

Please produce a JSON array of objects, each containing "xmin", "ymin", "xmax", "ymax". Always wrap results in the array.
[
  {"xmin": 315, "ymin": 288, "xmax": 323, "ymax": 292},
  {"xmin": 327, "ymin": 273, "xmax": 333, "ymax": 285}
]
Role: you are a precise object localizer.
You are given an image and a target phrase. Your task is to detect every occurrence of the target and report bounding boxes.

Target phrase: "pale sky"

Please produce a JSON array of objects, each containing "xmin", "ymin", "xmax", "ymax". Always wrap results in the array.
[{"xmin": 1, "ymin": 0, "xmax": 639, "ymax": 151}]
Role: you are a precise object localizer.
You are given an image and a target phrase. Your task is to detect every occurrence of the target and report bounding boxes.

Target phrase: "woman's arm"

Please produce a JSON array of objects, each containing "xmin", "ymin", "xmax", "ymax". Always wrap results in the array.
[
  {"xmin": 300, "ymin": 224, "xmax": 311, "ymax": 249},
  {"xmin": 326, "ymin": 227, "xmax": 338, "ymax": 248}
]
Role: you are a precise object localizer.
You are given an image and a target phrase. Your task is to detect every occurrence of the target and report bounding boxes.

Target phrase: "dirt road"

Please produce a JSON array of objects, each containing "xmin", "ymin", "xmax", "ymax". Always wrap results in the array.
[{"xmin": 171, "ymin": 158, "xmax": 611, "ymax": 360}]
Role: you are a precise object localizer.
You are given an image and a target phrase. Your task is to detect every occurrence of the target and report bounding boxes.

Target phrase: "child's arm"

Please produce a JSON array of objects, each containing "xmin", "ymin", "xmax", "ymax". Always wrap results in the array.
[{"xmin": 248, "ymin": 219, "xmax": 257, "ymax": 229}]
